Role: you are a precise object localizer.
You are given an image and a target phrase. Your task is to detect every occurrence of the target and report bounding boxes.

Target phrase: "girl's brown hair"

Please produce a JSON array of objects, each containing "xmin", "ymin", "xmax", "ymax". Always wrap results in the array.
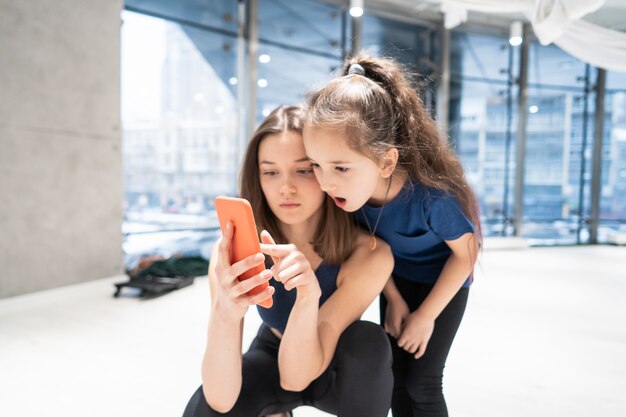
[
  {"xmin": 305, "ymin": 52, "xmax": 482, "ymax": 243},
  {"xmin": 239, "ymin": 105, "xmax": 357, "ymax": 263}
]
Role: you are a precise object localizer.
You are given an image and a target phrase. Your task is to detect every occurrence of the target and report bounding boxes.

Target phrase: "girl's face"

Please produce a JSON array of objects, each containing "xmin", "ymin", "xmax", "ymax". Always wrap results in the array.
[
  {"xmin": 258, "ymin": 131, "xmax": 326, "ymax": 226},
  {"xmin": 303, "ymin": 126, "xmax": 386, "ymax": 213}
]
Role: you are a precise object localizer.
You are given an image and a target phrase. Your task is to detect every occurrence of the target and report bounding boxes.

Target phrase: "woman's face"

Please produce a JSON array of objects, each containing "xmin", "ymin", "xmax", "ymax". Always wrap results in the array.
[
  {"xmin": 303, "ymin": 126, "xmax": 384, "ymax": 212},
  {"xmin": 258, "ymin": 131, "xmax": 326, "ymax": 226}
]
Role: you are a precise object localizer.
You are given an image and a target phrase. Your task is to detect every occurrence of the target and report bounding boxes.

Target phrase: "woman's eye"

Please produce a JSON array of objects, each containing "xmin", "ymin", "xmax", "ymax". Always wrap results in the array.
[
  {"xmin": 262, "ymin": 171, "xmax": 277, "ymax": 176},
  {"xmin": 297, "ymin": 169, "xmax": 314, "ymax": 175},
  {"xmin": 335, "ymin": 166, "xmax": 349, "ymax": 173}
]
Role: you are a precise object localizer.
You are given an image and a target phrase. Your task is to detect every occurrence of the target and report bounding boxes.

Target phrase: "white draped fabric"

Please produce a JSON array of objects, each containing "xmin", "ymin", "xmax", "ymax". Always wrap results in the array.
[
  {"xmin": 443, "ymin": 0, "xmax": 530, "ymax": 14},
  {"xmin": 554, "ymin": 20, "xmax": 626, "ymax": 72},
  {"xmin": 439, "ymin": 0, "xmax": 626, "ymax": 72},
  {"xmin": 531, "ymin": 0, "xmax": 604, "ymax": 44}
]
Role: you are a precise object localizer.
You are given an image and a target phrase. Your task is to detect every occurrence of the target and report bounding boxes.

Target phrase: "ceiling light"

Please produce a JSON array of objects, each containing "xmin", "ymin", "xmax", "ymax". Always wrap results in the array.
[
  {"xmin": 257, "ymin": 79, "xmax": 268, "ymax": 88},
  {"xmin": 509, "ymin": 21, "xmax": 523, "ymax": 46},
  {"xmin": 259, "ymin": 54, "xmax": 271, "ymax": 64},
  {"xmin": 350, "ymin": 0, "xmax": 363, "ymax": 17}
]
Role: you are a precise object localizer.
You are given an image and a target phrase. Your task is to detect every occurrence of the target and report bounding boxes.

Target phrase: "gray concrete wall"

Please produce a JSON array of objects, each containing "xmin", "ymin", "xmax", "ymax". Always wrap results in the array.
[{"xmin": 0, "ymin": 0, "xmax": 124, "ymax": 298}]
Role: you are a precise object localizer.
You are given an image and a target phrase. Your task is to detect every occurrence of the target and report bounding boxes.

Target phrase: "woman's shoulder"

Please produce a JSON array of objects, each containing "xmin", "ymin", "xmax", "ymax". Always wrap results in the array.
[
  {"xmin": 351, "ymin": 230, "xmax": 393, "ymax": 265},
  {"xmin": 335, "ymin": 230, "xmax": 393, "ymax": 287}
]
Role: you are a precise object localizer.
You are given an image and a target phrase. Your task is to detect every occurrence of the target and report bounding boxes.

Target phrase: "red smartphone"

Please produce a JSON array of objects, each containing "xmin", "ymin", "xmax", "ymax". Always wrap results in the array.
[{"xmin": 214, "ymin": 196, "xmax": 273, "ymax": 309}]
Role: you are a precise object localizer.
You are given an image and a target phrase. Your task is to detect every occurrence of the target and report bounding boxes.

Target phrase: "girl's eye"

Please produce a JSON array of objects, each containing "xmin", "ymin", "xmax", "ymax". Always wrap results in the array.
[
  {"xmin": 335, "ymin": 166, "xmax": 349, "ymax": 173},
  {"xmin": 297, "ymin": 169, "xmax": 314, "ymax": 175},
  {"xmin": 262, "ymin": 171, "xmax": 277, "ymax": 176}
]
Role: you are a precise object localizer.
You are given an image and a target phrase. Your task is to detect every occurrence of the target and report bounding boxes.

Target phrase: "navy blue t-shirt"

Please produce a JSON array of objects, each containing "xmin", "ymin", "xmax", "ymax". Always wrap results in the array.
[
  {"xmin": 356, "ymin": 182, "xmax": 475, "ymax": 288},
  {"xmin": 257, "ymin": 263, "xmax": 340, "ymax": 333}
]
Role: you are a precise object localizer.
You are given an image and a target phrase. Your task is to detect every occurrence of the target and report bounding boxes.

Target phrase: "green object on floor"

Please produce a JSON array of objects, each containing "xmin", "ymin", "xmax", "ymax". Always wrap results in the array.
[
  {"xmin": 114, "ymin": 256, "xmax": 209, "ymax": 298},
  {"xmin": 135, "ymin": 256, "xmax": 209, "ymax": 279}
]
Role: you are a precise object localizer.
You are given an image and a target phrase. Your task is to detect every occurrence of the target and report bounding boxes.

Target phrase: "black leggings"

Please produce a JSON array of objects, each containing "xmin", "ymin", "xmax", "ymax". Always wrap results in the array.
[
  {"xmin": 182, "ymin": 321, "xmax": 393, "ymax": 417},
  {"xmin": 380, "ymin": 277, "xmax": 469, "ymax": 417}
]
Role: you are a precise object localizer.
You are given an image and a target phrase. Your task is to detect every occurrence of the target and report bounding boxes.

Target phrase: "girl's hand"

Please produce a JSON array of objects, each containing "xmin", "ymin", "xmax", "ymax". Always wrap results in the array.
[
  {"xmin": 384, "ymin": 298, "xmax": 410, "ymax": 339},
  {"xmin": 260, "ymin": 230, "xmax": 321, "ymax": 300},
  {"xmin": 397, "ymin": 310, "xmax": 435, "ymax": 359},
  {"xmin": 213, "ymin": 222, "xmax": 275, "ymax": 322}
]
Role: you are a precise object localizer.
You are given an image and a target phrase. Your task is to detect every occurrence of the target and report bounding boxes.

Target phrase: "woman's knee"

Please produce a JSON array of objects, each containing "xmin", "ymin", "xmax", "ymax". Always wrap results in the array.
[
  {"xmin": 336, "ymin": 321, "xmax": 392, "ymax": 367},
  {"xmin": 182, "ymin": 386, "xmax": 214, "ymax": 417},
  {"xmin": 182, "ymin": 385, "xmax": 247, "ymax": 417}
]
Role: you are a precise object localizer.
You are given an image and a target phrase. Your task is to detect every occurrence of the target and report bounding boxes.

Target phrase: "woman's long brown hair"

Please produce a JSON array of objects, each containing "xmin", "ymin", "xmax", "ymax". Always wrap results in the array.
[
  {"xmin": 239, "ymin": 105, "xmax": 357, "ymax": 264},
  {"xmin": 305, "ymin": 52, "xmax": 482, "ymax": 244}
]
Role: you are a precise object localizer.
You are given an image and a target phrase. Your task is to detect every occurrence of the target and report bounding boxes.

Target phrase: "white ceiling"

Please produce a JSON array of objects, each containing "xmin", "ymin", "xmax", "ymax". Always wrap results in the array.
[{"xmin": 364, "ymin": 0, "xmax": 626, "ymax": 32}]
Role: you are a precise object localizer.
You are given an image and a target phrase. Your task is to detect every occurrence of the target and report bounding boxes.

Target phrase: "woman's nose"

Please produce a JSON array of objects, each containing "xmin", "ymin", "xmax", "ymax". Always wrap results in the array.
[{"xmin": 280, "ymin": 179, "xmax": 296, "ymax": 195}]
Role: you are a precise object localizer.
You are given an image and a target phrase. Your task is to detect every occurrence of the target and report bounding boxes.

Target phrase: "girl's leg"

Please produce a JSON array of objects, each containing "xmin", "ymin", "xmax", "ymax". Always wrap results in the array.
[
  {"xmin": 182, "ymin": 325, "xmax": 302, "ymax": 417},
  {"xmin": 382, "ymin": 279, "xmax": 469, "ymax": 417},
  {"xmin": 311, "ymin": 321, "xmax": 394, "ymax": 417},
  {"xmin": 380, "ymin": 292, "xmax": 413, "ymax": 417}
]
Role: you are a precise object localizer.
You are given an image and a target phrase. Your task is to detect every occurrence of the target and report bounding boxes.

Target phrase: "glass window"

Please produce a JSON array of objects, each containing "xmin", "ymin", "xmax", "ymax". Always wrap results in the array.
[
  {"xmin": 121, "ymin": 11, "xmax": 237, "ymax": 263},
  {"xmin": 120, "ymin": 1, "xmax": 620, "ymax": 250},
  {"xmin": 259, "ymin": 0, "xmax": 344, "ymax": 57},
  {"xmin": 599, "ymin": 72, "xmax": 626, "ymax": 242},
  {"xmin": 451, "ymin": 32, "xmax": 511, "ymax": 82},
  {"xmin": 528, "ymin": 42, "xmax": 587, "ymax": 88},
  {"xmin": 362, "ymin": 14, "xmax": 438, "ymax": 106},
  {"xmin": 125, "ymin": 0, "xmax": 238, "ymax": 34},
  {"xmin": 522, "ymin": 44, "xmax": 593, "ymax": 243},
  {"xmin": 255, "ymin": 43, "xmax": 341, "ymax": 123},
  {"xmin": 449, "ymin": 31, "xmax": 515, "ymax": 236},
  {"xmin": 362, "ymin": 15, "xmax": 432, "ymax": 66},
  {"xmin": 255, "ymin": 0, "xmax": 345, "ymax": 125}
]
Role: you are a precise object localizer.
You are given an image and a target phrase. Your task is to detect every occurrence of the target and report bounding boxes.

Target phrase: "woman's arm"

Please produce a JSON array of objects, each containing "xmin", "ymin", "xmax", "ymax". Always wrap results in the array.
[
  {"xmin": 397, "ymin": 232, "xmax": 479, "ymax": 358},
  {"xmin": 201, "ymin": 224, "xmax": 274, "ymax": 412},
  {"xmin": 279, "ymin": 285, "xmax": 323, "ymax": 391},
  {"xmin": 259, "ymin": 231, "xmax": 323, "ymax": 391},
  {"xmin": 263, "ymin": 232, "xmax": 394, "ymax": 390}
]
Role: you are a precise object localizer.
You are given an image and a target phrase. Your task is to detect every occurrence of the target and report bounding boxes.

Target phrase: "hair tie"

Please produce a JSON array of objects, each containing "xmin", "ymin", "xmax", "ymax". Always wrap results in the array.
[{"xmin": 348, "ymin": 63, "xmax": 365, "ymax": 76}]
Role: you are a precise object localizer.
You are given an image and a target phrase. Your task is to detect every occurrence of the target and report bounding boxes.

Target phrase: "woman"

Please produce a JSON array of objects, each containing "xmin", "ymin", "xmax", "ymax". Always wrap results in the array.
[{"xmin": 182, "ymin": 105, "xmax": 394, "ymax": 417}]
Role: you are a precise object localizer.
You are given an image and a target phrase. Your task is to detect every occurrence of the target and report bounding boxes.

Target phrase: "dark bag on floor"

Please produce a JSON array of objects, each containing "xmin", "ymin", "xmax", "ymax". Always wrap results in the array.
[{"xmin": 114, "ymin": 256, "xmax": 209, "ymax": 298}]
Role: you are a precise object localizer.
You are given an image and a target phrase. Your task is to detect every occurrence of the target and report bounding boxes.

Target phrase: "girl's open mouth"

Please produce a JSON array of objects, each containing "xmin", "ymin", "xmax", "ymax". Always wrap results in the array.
[{"xmin": 333, "ymin": 197, "xmax": 346, "ymax": 208}]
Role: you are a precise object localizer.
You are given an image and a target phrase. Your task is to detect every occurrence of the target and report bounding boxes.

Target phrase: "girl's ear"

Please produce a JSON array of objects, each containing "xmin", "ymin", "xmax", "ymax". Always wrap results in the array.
[{"xmin": 380, "ymin": 147, "xmax": 399, "ymax": 178}]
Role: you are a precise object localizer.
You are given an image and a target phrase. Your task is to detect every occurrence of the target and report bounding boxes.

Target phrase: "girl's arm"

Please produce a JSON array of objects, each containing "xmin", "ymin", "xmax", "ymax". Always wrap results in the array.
[
  {"xmin": 201, "ymin": 224, "xmax": 274, "ymax": 412},
  {"xmin": 382, "ymin": 278, "xmax": 410, "ymax": 338},
  {"xmin": 383, "ymin": 277, "xmax": 403, "ymax": 303},
  {"xmin": 262, "ymin": 232, "xmax": 394, "ymax": 391},
  {"xmin": 397, "ymin": 232, "xmax": 478, "ymax": 358}
]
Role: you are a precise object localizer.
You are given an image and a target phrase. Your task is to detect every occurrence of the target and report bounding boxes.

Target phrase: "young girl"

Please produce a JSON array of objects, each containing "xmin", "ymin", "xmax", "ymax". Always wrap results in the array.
[
  {"xmin": 182, "ymin": 106, "xmax": 394, "ymax": 417},
  {"xmin": 303, "ymin": 54, "xmax": 481, "ymax": 417}
]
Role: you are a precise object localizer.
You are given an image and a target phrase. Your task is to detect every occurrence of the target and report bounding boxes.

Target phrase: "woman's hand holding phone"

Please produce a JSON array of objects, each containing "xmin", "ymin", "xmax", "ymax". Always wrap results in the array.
[
  {"xmin": 213, "ymin": 222, "xmax": 275, "ymax": 322},
  {"xmin": 260, "ymin": 230, "xmax": 321, "ymax": 301},
  {"xmin": 214, "ymin": 196, "xmax": 273, "ymax": 308}
]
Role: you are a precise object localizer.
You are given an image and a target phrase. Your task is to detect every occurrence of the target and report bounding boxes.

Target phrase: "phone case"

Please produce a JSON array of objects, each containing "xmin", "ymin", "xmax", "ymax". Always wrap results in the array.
[{"xmin": 215, "ymin": 196, "xmax": 273, "ymax": 308}]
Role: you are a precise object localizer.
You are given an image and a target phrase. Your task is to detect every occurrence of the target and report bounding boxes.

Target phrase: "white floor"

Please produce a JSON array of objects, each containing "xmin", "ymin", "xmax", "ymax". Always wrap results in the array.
[{"xmin": 1, "ymin": 245, "xmax": 625, "ymax": 417}]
